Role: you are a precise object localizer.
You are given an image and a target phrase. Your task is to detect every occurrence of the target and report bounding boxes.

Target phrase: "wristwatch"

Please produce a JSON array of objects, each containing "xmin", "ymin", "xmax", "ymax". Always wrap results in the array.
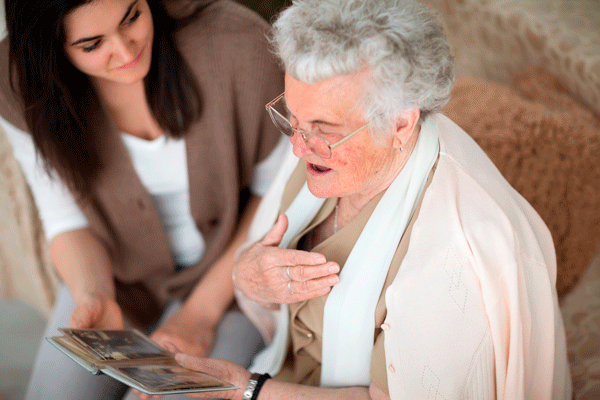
[
  {"xmin": 242, "ymin": 373, "xmax": 260, "ymax": 400},
  {"xmin": 242, "ymin": 373, "xmax": 271, "ymax": 400}
]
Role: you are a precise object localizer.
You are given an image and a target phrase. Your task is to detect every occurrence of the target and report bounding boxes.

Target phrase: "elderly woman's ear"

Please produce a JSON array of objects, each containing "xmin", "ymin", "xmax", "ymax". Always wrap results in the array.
[{"xmin": 392, "ymin": 108, "xmax": 421, "ymax": 150}]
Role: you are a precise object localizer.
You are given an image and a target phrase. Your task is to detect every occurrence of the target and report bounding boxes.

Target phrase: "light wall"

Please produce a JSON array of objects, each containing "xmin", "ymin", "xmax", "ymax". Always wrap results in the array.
[{"xmin": 0, "ymin": 0, "xmax": 5, "ymax": 40}]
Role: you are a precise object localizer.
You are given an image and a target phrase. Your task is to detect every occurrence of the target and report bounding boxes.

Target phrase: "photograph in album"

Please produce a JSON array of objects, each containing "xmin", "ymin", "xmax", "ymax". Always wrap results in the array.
[{"xmin": 48, "ymin": 328, "xmax": 237, "ymax": 395}]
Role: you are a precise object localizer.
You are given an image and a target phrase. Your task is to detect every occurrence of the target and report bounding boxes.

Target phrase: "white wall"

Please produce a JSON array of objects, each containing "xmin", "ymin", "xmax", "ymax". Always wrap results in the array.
[{"xmin": 0, "ymin": 0, "xmax": 5, "ymax": 40}]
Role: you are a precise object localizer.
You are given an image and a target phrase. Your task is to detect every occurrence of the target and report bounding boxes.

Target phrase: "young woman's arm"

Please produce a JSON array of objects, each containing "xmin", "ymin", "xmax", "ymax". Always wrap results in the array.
[
  {"xmin": 50, "ymin": 228, "xmax": 123, "ymax": 329},
  {"xmin": 149, "ymin": 195, "xmax": 262, "ymax": 356},
  {"xmin": 1, "ymin": 116, "xmax": 123, "ymax": 329}
]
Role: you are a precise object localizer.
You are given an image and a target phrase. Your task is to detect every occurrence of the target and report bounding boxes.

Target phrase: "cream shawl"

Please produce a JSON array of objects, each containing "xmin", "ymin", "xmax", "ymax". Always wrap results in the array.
[{"xmin": 246, "ymin": 117, "xmax": 439, "ymax": 387}]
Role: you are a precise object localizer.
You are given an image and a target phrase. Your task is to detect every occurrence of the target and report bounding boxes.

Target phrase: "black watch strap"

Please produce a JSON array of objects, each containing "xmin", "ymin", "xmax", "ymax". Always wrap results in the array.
[
  {"xmin": 251, "ymin": 373, "xmax": 271, "ymax": 400},
  {"xmin": 242, "ymin": 373, "xmax": 271, "ymax": 400}
]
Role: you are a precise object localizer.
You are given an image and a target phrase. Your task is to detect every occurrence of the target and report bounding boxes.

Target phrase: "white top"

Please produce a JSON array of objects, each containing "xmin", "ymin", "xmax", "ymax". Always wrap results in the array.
[
  {"xmin": 237, "ymin": 114, "xmax": 572, "ymax": 399},
  {"xmin": 0, "ymin": 116, "xmax": 289, "ymax": 267}
]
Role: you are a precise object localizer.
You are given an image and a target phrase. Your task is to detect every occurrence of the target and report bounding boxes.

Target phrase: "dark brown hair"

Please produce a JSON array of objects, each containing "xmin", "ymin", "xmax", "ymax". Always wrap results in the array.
[{"xmin": 6, "ymin": 0, "xmax": 203, "ymax": 197}]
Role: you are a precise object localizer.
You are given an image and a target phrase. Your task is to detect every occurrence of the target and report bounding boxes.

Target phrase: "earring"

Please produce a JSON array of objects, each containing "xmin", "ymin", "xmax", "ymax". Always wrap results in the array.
[{"xmin": 394, "ymin": 136, "xmax": 404, "ymax": 152}]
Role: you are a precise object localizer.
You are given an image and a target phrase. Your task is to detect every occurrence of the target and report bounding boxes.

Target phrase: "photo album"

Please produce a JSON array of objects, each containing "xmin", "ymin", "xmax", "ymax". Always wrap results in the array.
[{"xmin": 47, "ymin": 328, "xmax": 237, "ymax": 395}]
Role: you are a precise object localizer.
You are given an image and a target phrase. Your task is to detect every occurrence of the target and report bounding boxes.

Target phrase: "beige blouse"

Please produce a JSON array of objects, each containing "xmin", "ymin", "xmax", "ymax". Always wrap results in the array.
[{"xmin": 274, "ymin": 161, "xmax": 434, "ymax": 395}]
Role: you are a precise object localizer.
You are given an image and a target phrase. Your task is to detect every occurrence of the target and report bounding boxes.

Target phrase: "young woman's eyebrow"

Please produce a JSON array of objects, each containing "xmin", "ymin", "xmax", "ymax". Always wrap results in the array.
[
  {"xmin": 118, "ymin": 0, "xmax": 139, "ymax": 24},
  {"xmin": 71, "ymin": 35, "xmax": 102, "ymax": 46},
  {"xmin": 70, "ymin": 0, "xmax": 139, "ymax": 46}
]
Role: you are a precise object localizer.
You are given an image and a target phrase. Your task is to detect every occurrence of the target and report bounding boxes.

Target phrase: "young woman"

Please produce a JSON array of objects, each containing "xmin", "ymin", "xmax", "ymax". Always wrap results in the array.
[{"xmin": 0, "ymin": 0, "xmax": 286, "ymax": 398}]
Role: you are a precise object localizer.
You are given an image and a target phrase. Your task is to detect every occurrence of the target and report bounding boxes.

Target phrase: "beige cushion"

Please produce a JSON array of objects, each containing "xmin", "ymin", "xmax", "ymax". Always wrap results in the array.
[
  {"xmin": 443, "ymin": 69, "xmax": 600, "ymax": 297},
  {"xmin": 0, "ymin": 125, "xmax": 58, "ymax": 318},
  {"xmin": 443, "ymin": 67, "xmax": 600, "ymax": 399},
  {"xmin": 560, "ymin": 247, "xmax": 600, "ymax": 398},
  {"xmin": 421, "ymin": 0, "xmax": 600, "ymax": 117}
]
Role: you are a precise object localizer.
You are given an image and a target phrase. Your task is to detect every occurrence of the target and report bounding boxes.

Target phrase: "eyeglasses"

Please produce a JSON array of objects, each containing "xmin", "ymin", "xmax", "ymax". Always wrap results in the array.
[{"xmin": 265, "ymin": 92, "xmax": 368, "ymax": 159}]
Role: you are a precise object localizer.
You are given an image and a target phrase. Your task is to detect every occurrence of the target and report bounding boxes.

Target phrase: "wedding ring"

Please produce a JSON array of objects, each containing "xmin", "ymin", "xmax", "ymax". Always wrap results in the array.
[
  {"xmin": 285, "ymin": 266, "xmax": 292, "ymax": 280},
  {"xmin": 287, "ymin": 280, "xmax": 294, "ymax": 295}
]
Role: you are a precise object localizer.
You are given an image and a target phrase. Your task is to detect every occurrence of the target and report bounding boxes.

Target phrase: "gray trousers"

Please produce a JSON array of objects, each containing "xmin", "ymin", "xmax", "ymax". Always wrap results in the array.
[{"xmin": 25, "ymin": 285, "xmax": 264, "ymax": 400}]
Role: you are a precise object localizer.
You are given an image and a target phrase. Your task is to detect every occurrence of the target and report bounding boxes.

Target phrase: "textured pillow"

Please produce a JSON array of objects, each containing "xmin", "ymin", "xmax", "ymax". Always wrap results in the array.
[
  {"xmin": 421, "ymin": 0, "xmax": 600, "ymax": 117},
  {"xmin": 443, "ymin": 69, "xmax": 600, "ymax": 296},
  {"xmin": 0, "ymin": 125, "xmax": 58, "ymax": 318},
  {"xmin": 560, "ymin": 247, "xmax": 600, "ymax": 398}
]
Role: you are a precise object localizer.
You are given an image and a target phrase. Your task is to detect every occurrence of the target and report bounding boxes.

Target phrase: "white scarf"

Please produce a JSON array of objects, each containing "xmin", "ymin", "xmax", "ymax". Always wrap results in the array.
[{"xmin": 248, "ymin": 116, "xmax": 440, "ymax": 387}]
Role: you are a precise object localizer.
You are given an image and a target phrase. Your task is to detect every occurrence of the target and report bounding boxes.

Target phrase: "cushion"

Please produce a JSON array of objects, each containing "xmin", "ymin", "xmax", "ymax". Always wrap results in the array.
[
  {"xmin": 0, "ymin": 125, "xmax": 58, "ymax": 318},
  {"xmin": 420, "ymin": 0, "xmax": 600, "ymax": 117},
  {"xmin": 560, "ymin": 247, "xmax": 600, "ymax": 398},
  {"xmin": 443, "ymin": 68, "xmax": 600, "ymax": 296}
]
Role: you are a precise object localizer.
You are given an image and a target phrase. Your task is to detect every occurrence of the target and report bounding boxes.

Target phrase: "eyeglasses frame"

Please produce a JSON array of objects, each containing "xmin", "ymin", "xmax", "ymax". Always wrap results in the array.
[{"xmin": 265, "ymin": 92, "xmax": 369, "ymax": 159}]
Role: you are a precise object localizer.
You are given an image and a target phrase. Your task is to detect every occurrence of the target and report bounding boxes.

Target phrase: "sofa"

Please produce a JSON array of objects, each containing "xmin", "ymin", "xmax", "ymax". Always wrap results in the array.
[{"xmin": 1, "ymin": 0, "xmax": 599, "ymax": 398}]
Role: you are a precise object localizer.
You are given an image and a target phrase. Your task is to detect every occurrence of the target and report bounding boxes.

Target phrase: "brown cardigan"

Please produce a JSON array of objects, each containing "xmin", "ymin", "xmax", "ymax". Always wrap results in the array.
[{"xmin": 0, "ymin": 0, "xmax": 283, "ymax": 325}]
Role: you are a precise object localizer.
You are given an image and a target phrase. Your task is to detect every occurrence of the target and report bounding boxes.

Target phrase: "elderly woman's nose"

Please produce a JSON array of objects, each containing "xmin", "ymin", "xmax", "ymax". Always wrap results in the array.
[{"xmin": 291, "ymin": 130, "xmax": 310, "ymax": 157}]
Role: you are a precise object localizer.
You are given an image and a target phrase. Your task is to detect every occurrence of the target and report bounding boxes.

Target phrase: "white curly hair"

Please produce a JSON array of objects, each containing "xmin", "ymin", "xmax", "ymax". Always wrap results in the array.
[{"xmin": 272, "ymin": 0, "xmax": 455, "ymax": 133}]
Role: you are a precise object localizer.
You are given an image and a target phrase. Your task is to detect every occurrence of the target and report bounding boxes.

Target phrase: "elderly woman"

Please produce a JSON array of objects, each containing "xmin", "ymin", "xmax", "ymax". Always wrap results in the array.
[{"xmin": 175, "ymin": 0, "xmax": 572, "ymax": 399}]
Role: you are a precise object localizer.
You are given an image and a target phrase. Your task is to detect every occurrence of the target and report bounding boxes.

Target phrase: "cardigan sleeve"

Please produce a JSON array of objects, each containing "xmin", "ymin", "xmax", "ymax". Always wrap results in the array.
[
  {"xmin": 382, "ymin": 116, "xmax": 570, "ymax": 400},
  {"xmin": 178, "ymin": 0, "xmax": 286, "ymax": 191},
  {"xmin": 229, "ymin": 1, "xmax": 285, "ymax": 179}
]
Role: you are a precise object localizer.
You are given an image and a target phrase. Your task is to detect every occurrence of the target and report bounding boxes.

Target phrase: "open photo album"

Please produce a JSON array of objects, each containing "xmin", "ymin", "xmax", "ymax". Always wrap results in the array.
[{"xmin": 47, "ymin": 328, "xmax": 237, "ymax": 395}]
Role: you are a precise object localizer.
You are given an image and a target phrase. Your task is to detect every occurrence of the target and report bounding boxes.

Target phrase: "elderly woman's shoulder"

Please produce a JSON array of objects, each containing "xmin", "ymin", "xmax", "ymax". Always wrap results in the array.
[
  {"xmin": 177, "ymin": 0, "xmax": 271, "ymax": 40},
  {"xmin": 429, "ymin": 115, "xmax": 554, "ymax": 263}
]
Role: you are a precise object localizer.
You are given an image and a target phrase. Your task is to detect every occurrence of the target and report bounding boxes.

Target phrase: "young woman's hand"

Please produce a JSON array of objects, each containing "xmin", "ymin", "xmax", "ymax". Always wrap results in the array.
[
  {"xmin": 150, "ymin": 305, "xmax": 217, "ymax": 357},
  {"xmin": 132, "ymin": 320, "xmax": 219, "ymax": 400},
  {"xmin": 69, "ymin": 292, "xmax": 124, "ymax": 330}
]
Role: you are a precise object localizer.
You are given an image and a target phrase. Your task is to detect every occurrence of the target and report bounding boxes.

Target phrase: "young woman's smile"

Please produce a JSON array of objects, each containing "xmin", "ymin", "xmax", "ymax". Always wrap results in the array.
[{"xmin": 117, "ymin": 48, "xmax": 143, "ymax": 70}]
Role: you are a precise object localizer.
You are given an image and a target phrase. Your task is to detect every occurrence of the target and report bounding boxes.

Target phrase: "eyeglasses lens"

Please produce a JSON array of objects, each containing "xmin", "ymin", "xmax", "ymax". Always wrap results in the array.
[
  {"xmin": 268, "ymin": 95, "xmax": 332, "ymax": 158},
  {"xmin": 306, "ymin": 135, "xmax": 332, "ymax": 159},
  {"xmin": 268, "ymin": 97, "xmax": 292, "ymax": 137},
  {"xmin": 271, "ymin": 111, "xmax": 293, "ymax": 137}
]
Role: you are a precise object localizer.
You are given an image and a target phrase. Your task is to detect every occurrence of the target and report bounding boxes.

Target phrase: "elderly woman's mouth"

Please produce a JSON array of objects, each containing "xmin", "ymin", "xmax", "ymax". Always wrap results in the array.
[{"xmin": 308, "ymin": 163, "xmax": 332, "ymax": 174}]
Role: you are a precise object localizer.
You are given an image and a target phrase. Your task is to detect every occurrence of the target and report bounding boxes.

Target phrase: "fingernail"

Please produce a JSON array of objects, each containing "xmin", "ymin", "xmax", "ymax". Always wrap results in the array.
[
  {"xmin": 175, "ymin": 353, "xmax": 186, "ymax": 363},
  {"xmin": 329, "ymin": 264, "xmax": 339, "ymax": 273},
  {"xmin": 330, "ymin": 275, "xmax": 339, "ymax": 284}
]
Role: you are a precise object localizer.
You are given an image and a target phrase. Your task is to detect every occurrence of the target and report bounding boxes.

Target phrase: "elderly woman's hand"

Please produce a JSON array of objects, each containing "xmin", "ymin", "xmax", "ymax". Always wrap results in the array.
[
  {"xmin": 234, "ymin": 214, "xmax": 340, "ymax": 307},
  {"xmin": 175, "ymin": 353, "xmax": 382, "ymax": 400},
  {"xmin": 175, "ymin": 354, "xmax": 249, "ymax": 399}
]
